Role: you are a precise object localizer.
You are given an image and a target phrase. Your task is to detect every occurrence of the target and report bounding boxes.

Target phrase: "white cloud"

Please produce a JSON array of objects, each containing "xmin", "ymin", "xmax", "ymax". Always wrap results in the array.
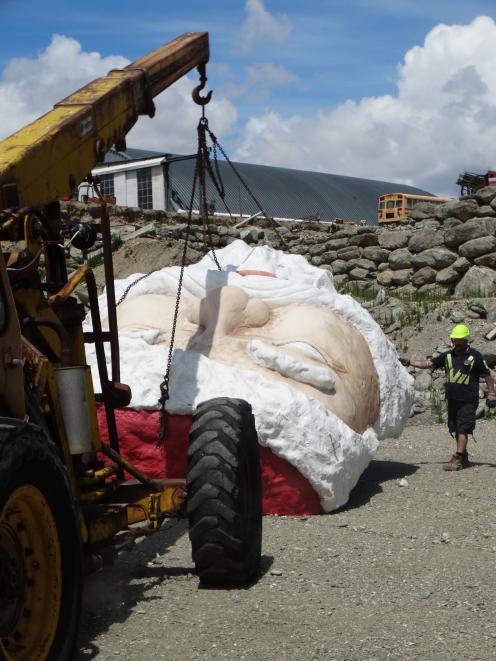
[
  {"xmin": 223, "ymin": 62, "xmax": 297, "ymax": 101},
  {"xmin": 240, "ymin": 0, "xmax": 292, "ymax": 52},
  {"xmin": 0, "ymin": 35, "xmax": 128, "ymax": 139},
  {"xmin": 0, "ymin": 34, "xmax": 237, "ymax": 156},
  {"xmin": 234, "ymin": 15, "xmax": 496, "ymax": 195},
  {"xmin": 126, "ymin": 76, "xmax": 238, "ymax": 154}
]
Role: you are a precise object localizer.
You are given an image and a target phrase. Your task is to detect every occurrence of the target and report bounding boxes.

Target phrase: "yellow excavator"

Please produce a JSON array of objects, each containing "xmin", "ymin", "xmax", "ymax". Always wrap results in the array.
[{"xmin": 0, "ymin": 32, "xmax": 262, "ymax": 660}]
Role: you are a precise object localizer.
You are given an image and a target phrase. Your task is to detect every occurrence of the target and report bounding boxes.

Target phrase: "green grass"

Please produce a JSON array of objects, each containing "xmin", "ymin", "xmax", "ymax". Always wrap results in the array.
[
  {"xmin": 87, "ymin": 252, "xmax": 103, "ymax": 268},
  {"xmin": 337, "ymin": 281, "xmax": 379, "ymax": 301},
  {"xmin": 111, "ymin": 235, "xmax": 124, "ymax": 251},
  {"xmin": 86, "ymin": 234, "xmax": 123, "ymax": 268}
]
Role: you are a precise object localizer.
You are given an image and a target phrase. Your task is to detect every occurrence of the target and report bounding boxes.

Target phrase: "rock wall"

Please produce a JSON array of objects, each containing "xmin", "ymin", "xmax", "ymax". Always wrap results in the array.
[
  {"xmin": 63, "ymin": 186, "xmax": 496, "ymax": 296},
  {"xmin": 153, "ymin": 187, "xmax": 496, "ymax": 297}
]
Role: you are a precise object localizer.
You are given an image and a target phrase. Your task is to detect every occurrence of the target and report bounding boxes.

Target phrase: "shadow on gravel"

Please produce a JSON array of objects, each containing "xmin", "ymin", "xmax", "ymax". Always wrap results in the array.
[
  {"xmin": 77, "ymin": 522, "xmax": 271, "ymax": 658},
  {"xmin": 77, "ymin": 519, "xmax": 190, "ymax": 659},
  {"xmin": 343, "ymin": 460, "xmax": 419, "ymax": 510},
  {"xmin": 198, "ymin": 554, "xmax": 274, "ymax": 591},
  {"xmin": 416, "ymin": 460, "xmax": 496, "ymax": 468}
]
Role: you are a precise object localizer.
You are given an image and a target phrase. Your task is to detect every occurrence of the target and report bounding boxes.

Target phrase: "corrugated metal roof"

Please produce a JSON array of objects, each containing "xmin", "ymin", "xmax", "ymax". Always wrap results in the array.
[
  {"xmin": 103, "ymin": 148, "xmax": 434, "ymax": 225},
  {"xmin": 168, "ymin": 158, "xmax": 433, "ymax": 225},
  {"xmin": 104, "ymin": 147, "xmax": 166, "ymax": 163}
]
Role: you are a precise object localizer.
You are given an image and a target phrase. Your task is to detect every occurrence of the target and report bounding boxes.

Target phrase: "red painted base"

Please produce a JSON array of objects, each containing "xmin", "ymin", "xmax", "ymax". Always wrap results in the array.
[{"xmin": 97, "ymin": 407, "xmax": 323, "ymax": 515}]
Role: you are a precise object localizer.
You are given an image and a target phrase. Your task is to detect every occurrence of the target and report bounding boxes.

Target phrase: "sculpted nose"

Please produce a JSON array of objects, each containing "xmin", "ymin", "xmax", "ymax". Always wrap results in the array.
[{"xmin": 200, "ymin": 286, "xmax": 250, "ymax": 336}]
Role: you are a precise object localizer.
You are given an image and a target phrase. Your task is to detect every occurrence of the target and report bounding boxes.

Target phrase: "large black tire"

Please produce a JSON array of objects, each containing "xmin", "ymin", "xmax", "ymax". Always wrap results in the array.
[
  {"xmin": 187, "ymin": 397, "xmax": 262, "ymax": 586},
  {"xmin": 0, "ymin": 420, "xmax": 82, "ymax": 661}
]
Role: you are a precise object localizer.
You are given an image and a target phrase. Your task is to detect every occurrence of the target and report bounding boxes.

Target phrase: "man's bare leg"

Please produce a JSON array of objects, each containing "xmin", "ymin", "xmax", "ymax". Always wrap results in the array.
[{"xmin": 456, "ymin": 432, "xmax": 469, "ymax": 454}]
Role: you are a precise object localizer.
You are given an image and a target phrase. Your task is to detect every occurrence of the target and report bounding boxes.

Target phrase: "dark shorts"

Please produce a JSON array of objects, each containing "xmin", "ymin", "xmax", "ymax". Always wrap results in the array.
[{"xmin": 447, "ymin": 400, "xmax": 477, "ymax": 434}]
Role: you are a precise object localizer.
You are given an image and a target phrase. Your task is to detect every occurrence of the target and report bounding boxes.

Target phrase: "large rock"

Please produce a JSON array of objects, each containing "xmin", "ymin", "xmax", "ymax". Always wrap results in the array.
[
  {"xmin": 308, "ymin": 243, "xmax": 327, "ymax": 256},
  {"xmin": 330, "ymin": 259, "xmax": 350, "ymax": 274},
  {"xmin": 349, "ymin": 232, "xmax": 378, "ymax": 247},
  {"xmin": 348, "ymin": 267, "xmax": 370, "ymax": 280},
  {"xmin": 442, "ymin": 217, "xmax": 463, "ymax": 230},
  {"xmin": 435, "ymin": 265, "xmax": 460, "ymax": 285},
  {"xmin": 451, "ymin": 256, "xmax": 471, "ymax": 273},
  {"xmin": 435, "ymin": 202, "xmax": 457, "ymax": 222},
  {"xmin": 445, "ymin": 199, "xmax": 479, "ymax": 222},
  {"xmin": 390, "ymin": 269, "xmax": 412, "ymax": 286},
  {"xmin": 411, "ymin": 247, "xmax": 458, "ymax": 270},
  {"xmin": 458, "ymin": 235, "xmax": 496, "ymax": 258},
  {"xmin": 474, "ymin": 186, "xmax": 496, "ymax": 204},
  {"xmin": 409, "ymin": 208, "xmax": 431, "ymax": 221},
  {"xmin": 332, "ymin": 227, "xmax": 358, "ymax": 238},
  {"xmin": 354, "ymin": 258, "xmax": 376, "ymax": 271},
  {"xmin": 444, "ymin": 217, "xmax": 496, "ymax": 248},
  {"xmin": 388, "ymin": 248, "xmax": 413, "ymax": 270},
  {"xmin": 336, "ymin": 246, "xmax": 361, "ymax": 261},
  {"xmin": 475, "ymin": 205, "xmax": 495, "ymax": 217},
  {"xmin": 378, "ymin": 230, "xmax": 410, "ymax": 250},
  {"xmin": 408, "ymin": 231, "xmax": 443, "ymax": 253},
  {"xmin": 376, "ymin": 269, "xmax": 394, "ymax": 287},
  {"xmin": 362, "ymin": 246, "xmax": 390, "ymax": 263},
  {"xmin": 454, "ymin": 266, "xmax": 496, "ymax": 297},
  {"xmin": 240, "ymin": 228, "xmax": 262, "ymax": 243},
  {"xmin": 310, "ymin": 255, "xmax": 326, "ymax": 266},
  {"xmin": 326, "ymin": 237, "xmax": 349, "ymax": 250},
  {"xmin": 411, "ymin": 266, "xmax": 436, "ymax": 287},
  {"xmin": 474, "ymin": 252, "xmax": 496, "ymax": 269},
  {"xmin": 320, "ymin": 250, "xmax": 338, "ymax": 263}
]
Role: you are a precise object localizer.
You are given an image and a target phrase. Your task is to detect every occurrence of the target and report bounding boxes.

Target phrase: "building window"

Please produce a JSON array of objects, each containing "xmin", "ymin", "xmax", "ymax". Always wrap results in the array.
[
  {"xmin": 137, "ymin": 168, "xmax": 153, "ymax": 209},
  {"xmin": 98, "ymin": 173, "xmax": 114, "ymax": 199}
]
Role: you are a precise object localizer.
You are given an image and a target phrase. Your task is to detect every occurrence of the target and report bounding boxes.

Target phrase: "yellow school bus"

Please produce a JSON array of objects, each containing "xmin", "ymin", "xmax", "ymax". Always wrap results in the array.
[{"xmin": 378, "ymin": 192, "xmax": 452, "ymax": 224}]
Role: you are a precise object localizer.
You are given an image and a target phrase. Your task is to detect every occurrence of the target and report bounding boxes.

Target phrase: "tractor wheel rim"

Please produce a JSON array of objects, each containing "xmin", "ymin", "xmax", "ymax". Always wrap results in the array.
[{"xmin": 0, "ymin": 485, "xmax": 62, "ymax": 660}]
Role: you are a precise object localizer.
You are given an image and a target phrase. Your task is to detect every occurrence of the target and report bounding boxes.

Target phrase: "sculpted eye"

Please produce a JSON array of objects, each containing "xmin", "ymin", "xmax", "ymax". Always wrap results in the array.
[
  {"xmin": 277, "ymin": 341, "xmax": 327, "ymax": 364},
  {"xmin": 246, "ymin": 340, "xmax": 336, "ymax": 393}
]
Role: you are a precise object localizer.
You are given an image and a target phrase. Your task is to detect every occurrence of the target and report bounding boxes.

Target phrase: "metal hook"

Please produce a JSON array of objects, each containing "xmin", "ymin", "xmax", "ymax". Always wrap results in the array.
[{"xmin": 192, "ymin": 63, "xmax": 213, "ymax": 106}]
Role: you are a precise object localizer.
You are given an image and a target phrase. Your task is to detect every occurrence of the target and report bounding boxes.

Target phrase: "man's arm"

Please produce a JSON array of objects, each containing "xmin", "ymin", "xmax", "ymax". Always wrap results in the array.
[
  {"xmin": 410, "ymin": 358, "xmax": 434, "ymax": 369},
  {"xmin": 484, "ymin": 373, "xmax": 496, "ymax": 408},
  {"xmin": 399, "ymin": 357, "xmax": 434, "ymax": 369}
]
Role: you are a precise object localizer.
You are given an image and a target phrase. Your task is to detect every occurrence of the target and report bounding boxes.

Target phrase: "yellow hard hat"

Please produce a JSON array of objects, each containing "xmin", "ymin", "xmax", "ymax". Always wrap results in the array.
[{"xmin": 450, "ymin": 323, "xmax": 470, "ymax": 339}]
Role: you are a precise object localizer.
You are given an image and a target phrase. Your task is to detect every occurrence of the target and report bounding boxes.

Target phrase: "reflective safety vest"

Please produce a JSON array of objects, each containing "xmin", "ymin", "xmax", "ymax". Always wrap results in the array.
[{"xmin": 445, "ymin": 352, "xmax": 475, "ymax": 385}]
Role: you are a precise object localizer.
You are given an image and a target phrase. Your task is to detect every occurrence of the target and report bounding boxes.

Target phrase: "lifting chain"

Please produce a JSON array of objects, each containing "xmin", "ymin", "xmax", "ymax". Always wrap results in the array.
[
  {"xmin": 197, "ymin": 115, "xmax": 290, "ymax": 250},
  {"xmin": 156, "ymin": 64, "xmax": 287, "ymax": 441},
  {"xmin": 157, "ymin": 155, "xmax": 199, "ymax": 442},
  {"xmin": 158, "ymin": 70, "xmax": 222, "ymax": 441}
]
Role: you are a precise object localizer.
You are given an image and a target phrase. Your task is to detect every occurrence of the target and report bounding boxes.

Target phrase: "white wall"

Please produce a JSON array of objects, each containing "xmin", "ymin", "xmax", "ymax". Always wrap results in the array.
[
  {"xmin": 126, "ymin": 170, "xmax": 138, "ymax": 208},
  {"xmin": 113, "ymin": 172, "xmax": 127, "ymax": 207},
  {"xmin": 151, "ymin": 166, "xmax": 165, "ymax": 210}
]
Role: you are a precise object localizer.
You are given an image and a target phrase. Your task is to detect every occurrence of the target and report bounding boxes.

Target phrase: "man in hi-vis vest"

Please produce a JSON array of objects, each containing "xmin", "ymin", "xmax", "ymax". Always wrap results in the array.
[{"xmin": 401, "ymin": 324, "xmax": 496, "ymax": 471}]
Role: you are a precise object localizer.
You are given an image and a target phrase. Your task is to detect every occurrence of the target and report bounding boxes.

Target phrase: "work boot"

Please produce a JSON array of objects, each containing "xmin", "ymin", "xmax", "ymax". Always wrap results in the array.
[{"xmin": 444, "ymin": 453, "xmax": 466, "ymax": 471}]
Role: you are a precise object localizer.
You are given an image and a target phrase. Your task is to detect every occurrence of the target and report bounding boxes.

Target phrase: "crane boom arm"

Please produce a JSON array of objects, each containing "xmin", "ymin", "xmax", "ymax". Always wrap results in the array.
[{"xmin": 0, "ymin": 32, "xmax": 209, "ymax": 209}]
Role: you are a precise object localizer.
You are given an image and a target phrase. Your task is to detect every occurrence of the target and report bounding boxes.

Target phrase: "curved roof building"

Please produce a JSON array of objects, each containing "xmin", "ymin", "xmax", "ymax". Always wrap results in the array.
[{"xmin": 94, "ymin": 147, "xmax": 433, "ymax": 226}]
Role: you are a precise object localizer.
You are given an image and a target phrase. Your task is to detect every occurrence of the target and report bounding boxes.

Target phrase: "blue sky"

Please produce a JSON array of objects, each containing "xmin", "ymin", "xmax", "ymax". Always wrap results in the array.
[{"xmin": 1, "ymin": 1, "xmax": 496, "ymax": 194}]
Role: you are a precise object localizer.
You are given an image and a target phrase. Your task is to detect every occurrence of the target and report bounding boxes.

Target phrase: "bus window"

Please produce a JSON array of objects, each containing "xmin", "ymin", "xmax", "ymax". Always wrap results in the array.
[
  {"xmin": 395, "ymin": 200, "xmax": 402, "ymax": 207},
  {"xmin": 386, "ymin": 201, "xmax": 395, "ymax": 209}
]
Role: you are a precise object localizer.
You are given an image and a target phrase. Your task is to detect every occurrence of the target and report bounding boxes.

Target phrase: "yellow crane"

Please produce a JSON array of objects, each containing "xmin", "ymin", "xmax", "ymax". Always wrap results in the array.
[{"xmin": 0, "ymin": 32, "xmax": 262, "ymax": 660}]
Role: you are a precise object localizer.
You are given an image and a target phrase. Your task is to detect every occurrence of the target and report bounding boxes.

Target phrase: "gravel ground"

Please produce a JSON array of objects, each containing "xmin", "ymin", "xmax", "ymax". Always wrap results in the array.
[{"xmin": 77, "ymin": 420, "xmax": 496, "ymax": 661}]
